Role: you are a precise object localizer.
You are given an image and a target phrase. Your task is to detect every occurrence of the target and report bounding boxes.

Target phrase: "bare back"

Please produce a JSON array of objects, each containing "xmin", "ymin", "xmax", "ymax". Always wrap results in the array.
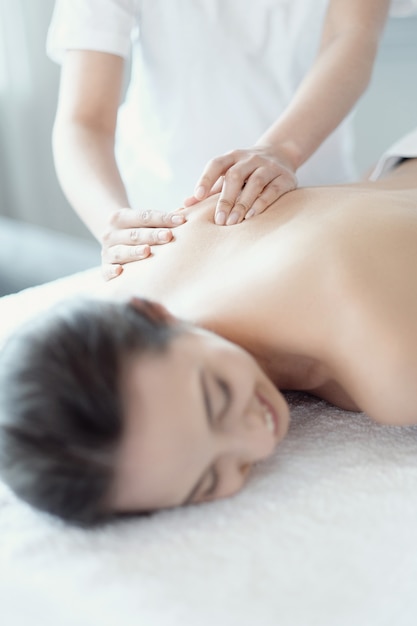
[{"xmin": 104, "ymin": 159, "xmax": 417, "ymax": 425}]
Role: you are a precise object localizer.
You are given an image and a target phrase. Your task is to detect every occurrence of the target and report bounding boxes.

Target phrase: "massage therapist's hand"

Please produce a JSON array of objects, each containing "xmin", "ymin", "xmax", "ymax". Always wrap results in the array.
[
  {"xmin": 100, "ymin": 208, "xmax": 186, "ymax": 281},
  {"xmin": 183, "ymin": 145, "xmax": 297, "ymax": 225}
]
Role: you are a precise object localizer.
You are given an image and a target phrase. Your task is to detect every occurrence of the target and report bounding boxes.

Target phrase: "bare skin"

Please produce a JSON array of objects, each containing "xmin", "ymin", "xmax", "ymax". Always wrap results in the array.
[
  {"xmin": 104, "ymin": 158, "xmax": 417, "ymax": 429},
  {"xmin": 111, "ymin": 325, "xmax": 291, "ymax": 512}
]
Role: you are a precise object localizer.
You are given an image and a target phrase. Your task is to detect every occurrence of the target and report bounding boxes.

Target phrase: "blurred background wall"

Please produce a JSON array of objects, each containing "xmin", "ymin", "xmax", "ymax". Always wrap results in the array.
[
  {"xmin": 0, "ymin": 1, "xmax": 416, "ymax": 296},
  {"xmin": 0, "ymin": 0, "xmax": 100, "ymax": 296},
  {"xmin": 353, "ymin": 13, "xmax": 417, "ymax": 171}
]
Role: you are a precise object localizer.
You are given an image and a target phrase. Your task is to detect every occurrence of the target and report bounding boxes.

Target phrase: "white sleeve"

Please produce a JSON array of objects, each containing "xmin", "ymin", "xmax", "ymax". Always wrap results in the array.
[
  {"xmin": 389, "ymin": 0, "xmax": 417, "ymax": 17},
  {"xmin": 46, "ymin": 0, "xmax": 138, "ymax": 63}
]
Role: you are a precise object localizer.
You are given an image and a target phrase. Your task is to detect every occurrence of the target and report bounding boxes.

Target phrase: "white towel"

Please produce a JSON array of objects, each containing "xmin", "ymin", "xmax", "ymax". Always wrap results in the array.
[
  {"xmin": 369, "ymin": 126, "xmax": 417, "ymax": 180},
  {"xmin": 1, "ymin": 388, "xmax": 416, "ymax": 626}
]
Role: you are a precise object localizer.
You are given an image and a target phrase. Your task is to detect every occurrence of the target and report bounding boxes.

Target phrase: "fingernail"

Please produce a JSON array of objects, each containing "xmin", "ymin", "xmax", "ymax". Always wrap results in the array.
[
  {"xmin": 226, "ymin": 212, "xmax": 239, "ymax": 226},
  {"xmin": 245, "ymin": 209, "xmax": 255, "ymax": 220},
  {"xmin": 195, "ymin": 186, "xmax": 205, "ymax": 200},
  {"xmin": 171, "ymin": 214, "xmax": 185, "ymax": 224},
  {"xmin": 138, "ymin": 245, "xmax": 150, "ymax": 257},
  {"xmin": 215, "ymin": 211, "xmax": 227, "ymax": 225},
  {"xmin": 157, "ymin": 229, "xmax": 171, "ymax": 242}
]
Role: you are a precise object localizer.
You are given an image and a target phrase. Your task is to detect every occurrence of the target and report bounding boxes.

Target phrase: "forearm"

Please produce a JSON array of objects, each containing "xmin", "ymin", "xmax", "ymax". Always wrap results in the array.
[
  {"xmin": 256, "ymin": 31, "xmax": 379, "ymax": 170},
  {"xmin": 52, "ymin": 120, "xmax": 130, "ymax": 241}
]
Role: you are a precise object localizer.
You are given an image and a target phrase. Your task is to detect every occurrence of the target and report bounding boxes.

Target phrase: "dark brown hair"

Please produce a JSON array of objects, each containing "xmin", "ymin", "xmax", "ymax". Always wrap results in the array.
[{"xmin": 0, "ymin": 297, "xmax": 178, "ymax": 527}]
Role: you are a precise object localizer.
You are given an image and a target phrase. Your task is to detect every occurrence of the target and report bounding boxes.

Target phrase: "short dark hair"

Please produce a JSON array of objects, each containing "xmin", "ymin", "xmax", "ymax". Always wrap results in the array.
[{"xmin": 0, "ymin": 297, "xmax": 178, "ymax": 527}]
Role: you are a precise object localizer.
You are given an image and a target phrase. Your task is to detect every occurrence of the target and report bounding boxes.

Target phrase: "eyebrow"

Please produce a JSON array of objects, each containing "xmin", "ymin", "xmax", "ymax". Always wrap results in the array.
[{"xmin": 182, "ymin": 370, "xmax": 217, "ymax": 506}]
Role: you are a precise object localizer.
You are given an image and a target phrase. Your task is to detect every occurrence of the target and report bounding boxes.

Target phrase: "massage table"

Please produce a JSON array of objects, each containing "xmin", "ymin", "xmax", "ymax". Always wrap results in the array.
[{"xmin": 0, "ymin": 265, "xmax": 416, "ymax": 626}]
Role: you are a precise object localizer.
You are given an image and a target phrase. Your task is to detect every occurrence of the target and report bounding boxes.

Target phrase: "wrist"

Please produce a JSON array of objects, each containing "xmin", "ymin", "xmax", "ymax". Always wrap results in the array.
[{"xmin": 256, "ymin": 138, "xmax": 303, "ymax": 172}]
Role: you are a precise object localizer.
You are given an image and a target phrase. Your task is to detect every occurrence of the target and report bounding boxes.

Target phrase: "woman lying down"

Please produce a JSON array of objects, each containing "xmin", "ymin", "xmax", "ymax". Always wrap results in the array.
[{"xmin": 0, "ymin": 128, "xmax": 417, "ymax": 527}]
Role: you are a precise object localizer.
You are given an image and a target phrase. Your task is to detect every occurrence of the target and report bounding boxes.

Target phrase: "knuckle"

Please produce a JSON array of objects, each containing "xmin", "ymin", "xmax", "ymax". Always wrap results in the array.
[
  {"xmin": 101, "ymin": 229, "xmax": 113, "ymax": 244},
  {"xmin": 209, "ymin": 154, "xmax": 226, "ymax": 167},
  {"xmin": 234, "ymin": 201, "xmax": 249, "ymax": 214},
  {"xmin": 149, "ymin": 230, "xmax": 159, "ymax": 245},
  {"xmin": 269, "ymin": 180, "xmax": 283, "ymax": 193},
  {"xmin": 199, "ymin": 173, "xmax": 214, "ymax": 187},
  {"xmin": 225, "ymin": 169, "xmax": 241, "ymax": 184},
  {"xmin": 108, "ymin": 210, "xmax": 123, "ymax": 227},
  {"xmin": 253, "ymin": 196, "xmax": 268, "ymax": 209},
  {"xmin": 218, "ymin": 197, "xmax": 234, "ymax": 210},
  {"xmin": 111, "ymin": 247, "xmax": 122, "ymax": 263},
  {"xmin": 205, "ymin": 156, "xmax": 217, "ymax": 168},
  {"xmin": 139, "ymin": 209, "xmax": 153, "ymax": 224},
  {"xmin": 247, "ymin": 155, "xmax": 260, "ymax": 167},
  {"xmin": 251, "ymin": 173, "xmax": 267, "ymax": 187},
  {"xmin": 129, "ymin": 228, "xmax": 139, "ymax": 242},
  {"xmin": 230, "ymin": 149, "xmax": 242, "ymax": 160}
]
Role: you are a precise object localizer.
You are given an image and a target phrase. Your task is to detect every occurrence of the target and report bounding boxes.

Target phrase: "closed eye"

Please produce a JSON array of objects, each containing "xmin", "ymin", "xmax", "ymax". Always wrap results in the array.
[
  {"xmin": 198, "ymin": 379, "xmax": 231, "ymax": 501},
  {"xmin": 185, "ymin": 374, "xmax": 233, "ymax": 506},
  {"xmin": 216, "ymin": 377, "xmax": 232, "ymax": 421}
]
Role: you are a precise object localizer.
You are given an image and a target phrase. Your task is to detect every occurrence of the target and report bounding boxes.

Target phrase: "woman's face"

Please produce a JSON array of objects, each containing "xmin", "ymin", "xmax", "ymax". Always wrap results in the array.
[{"xmin": 110, "ymin": 326, "xmax": 290, "ymax": 514}]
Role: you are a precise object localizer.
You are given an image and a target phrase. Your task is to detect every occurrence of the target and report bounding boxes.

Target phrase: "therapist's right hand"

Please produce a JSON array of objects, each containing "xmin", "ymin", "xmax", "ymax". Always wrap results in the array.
[{"xmin": 100, "ymin": 208, "xmax": 186, "ymax": 281}]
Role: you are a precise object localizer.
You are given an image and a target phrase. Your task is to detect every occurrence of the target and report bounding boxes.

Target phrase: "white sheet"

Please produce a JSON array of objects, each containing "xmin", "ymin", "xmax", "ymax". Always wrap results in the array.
[
  {"xmin": 1, "ymin": 268, "xmax": 417, "ymax": 625},
  {"xmin": 369, "ymin": 127, "xmax": 417, "ymax": 180}
]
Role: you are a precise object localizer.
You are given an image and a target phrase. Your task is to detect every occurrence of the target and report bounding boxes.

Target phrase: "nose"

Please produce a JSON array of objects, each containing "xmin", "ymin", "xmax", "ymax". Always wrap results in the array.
[
  {"xmin": 213, "ymin": 403, "xmax": 275, "ymax": 500},
  {"xmin": 214, "ymin": 457, "xmax": 253, "ymax": 500},
  {"xmin": 218, "ymin": 398, "xmax": 276, "ymax": 463}
]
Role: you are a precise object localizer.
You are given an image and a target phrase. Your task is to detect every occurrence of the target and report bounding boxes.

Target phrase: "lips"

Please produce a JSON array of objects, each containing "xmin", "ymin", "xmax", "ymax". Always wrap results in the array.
[{"xmin": 257, "ymin": 393, "xmax": 279, "ymax": 438}]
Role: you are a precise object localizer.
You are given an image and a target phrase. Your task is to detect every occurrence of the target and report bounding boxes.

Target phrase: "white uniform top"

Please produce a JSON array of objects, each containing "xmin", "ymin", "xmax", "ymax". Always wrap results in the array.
[{"xmin": 46, "ymin": 0, "xmax": 417, "ymax": 212}]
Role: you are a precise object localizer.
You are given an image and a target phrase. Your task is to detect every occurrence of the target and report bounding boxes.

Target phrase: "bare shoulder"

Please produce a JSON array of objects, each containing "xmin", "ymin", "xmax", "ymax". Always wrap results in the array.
[
  {"xmin": 371, "ymin": 158, "xmax": 417, "ymax": 192},
  {"xmin": 331, "ymin": 263, "xmax": 417, "ymax": 426},
  {"xmin": 321, "ymin": 181, "xmax": 417, "ymax": 425},
  {"xmin": 337, "ymin": 336, "xmax": 417, "ymax": 426}
]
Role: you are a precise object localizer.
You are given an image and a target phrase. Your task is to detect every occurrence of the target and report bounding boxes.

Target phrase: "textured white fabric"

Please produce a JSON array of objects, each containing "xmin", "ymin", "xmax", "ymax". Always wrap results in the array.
[
  {"xmin": 46, "ymin": 0, "xmax": 137, "ymax": 61},
  {"xmin": 47, "ymin": 0, "xmax": 358, "ymax": 212},
  {"xmin": 369, "ymin": 127, "xmax": 417, "ymax": 180},
  {"xmin": 1, "ymin": 343, "xmax": 417, "ymax": 625}
]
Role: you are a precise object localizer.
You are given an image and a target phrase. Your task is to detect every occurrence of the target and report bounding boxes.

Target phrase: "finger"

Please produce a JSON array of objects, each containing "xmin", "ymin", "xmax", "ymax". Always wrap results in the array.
[
  {"xmin": 183, "ymin": 177, "xmax": 224, "ymax": 207},
  {"xmin": 215, "ymin": 159, "xmax": 264, "ymax": 225},
  {"xmin": 193, "ymin": 153, "xmax": 239, "ymax": 201},
  {"xmin": 102, "ymin": 243, "xmax": 151, "ymax": 265},
  {"xmin": 101, "ymin": 263, "xmax": 123, "ymax": 282},
  {"xmin": 183, "ymin": 195, "xmax": 200, "ymax": 208},
  {"xmin": 224, "ymin": 166, "xmax": 275, "ymax": 225},
  {"xmin": 211, "ymin": 177, "xmax": 224, "ymax": 195},
  {"xmin": 245, "ymin": 175, "xmax": 297, "ymax": 220},
  {"xmin": 108, "ymin": 227, "xmax": 174, "ymax": 247},
  {"xmin": 109, "ymin": 208, "xmax": 186, "ymax": 230}
]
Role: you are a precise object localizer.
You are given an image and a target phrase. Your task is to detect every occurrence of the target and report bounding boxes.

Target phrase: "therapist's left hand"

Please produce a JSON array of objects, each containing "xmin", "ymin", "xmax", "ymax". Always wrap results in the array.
[{"xmin": 183, "ymin": 145, "xmax": 297, "ymax": 225}]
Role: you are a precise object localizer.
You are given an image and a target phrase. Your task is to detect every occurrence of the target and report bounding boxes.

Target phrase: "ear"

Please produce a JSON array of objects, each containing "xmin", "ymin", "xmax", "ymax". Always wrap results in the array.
[{"xmin": 128, "ymin": 296, "xmax": 177, "ymax": 325}]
